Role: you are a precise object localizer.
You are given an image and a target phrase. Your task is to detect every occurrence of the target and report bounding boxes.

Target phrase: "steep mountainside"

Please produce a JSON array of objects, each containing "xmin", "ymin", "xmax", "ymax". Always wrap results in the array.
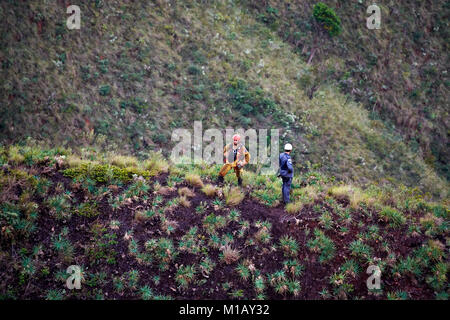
[{"xmin": 0, "ymin": 1, "xmax": 448, "ymax": 197}]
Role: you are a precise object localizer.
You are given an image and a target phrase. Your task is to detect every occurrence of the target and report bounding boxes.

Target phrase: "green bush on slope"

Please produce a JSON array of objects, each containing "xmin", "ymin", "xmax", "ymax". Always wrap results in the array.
[{"xmin": 313, "ymin": 2, "xmax": 342, "ymax": 36}]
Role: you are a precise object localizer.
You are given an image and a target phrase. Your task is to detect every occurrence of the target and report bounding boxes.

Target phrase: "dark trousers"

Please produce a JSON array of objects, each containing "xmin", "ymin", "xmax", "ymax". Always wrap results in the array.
[{"xmin": 281, "ymin": 176, "xmax": 292, "ymax": 204}]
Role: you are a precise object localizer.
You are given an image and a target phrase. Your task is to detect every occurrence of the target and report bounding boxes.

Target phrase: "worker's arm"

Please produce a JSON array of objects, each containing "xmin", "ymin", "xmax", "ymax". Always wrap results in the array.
[{"xmin": 286, "ymin": 157, "xmax": 293, "ymax": 173}]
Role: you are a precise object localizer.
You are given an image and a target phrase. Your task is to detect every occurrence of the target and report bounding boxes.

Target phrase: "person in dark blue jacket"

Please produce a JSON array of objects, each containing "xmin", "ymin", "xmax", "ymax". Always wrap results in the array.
[{"xmin": 279, "ymin": 143, "xmax": 293, "ymax": 204}]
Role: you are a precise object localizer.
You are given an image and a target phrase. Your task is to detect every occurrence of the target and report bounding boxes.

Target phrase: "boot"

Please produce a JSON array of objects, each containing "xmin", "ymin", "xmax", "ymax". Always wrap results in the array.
[
  {"xmin": 217, "ymin": 175, "xmax": 224, "ymax": 183},
  {"xmin": 237, "ymin": 177, "xmax": 242, "ymax": 186}
]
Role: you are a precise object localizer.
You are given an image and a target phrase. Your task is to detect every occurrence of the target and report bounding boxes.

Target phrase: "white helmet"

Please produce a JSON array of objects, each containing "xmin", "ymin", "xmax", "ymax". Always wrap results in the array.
[{"xmin": 284, "ymin": 143, "xmax": 293, "ymax": 151}]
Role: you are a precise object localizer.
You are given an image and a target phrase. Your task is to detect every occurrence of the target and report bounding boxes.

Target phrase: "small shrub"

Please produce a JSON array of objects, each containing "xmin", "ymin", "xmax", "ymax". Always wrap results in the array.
[
  {"xmin": 99, "ymin": 84, "xmax": 111, "ymax": 96},
  {"xmin": 313, "ymin": 2, "xmax": 342, "ymax": 36}
]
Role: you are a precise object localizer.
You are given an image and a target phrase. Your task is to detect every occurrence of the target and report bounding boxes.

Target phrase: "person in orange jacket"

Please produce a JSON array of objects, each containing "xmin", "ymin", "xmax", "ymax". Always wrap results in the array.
[{"xmin": 217, "ymin": 134, "xmax": 250, "ymax": 186}]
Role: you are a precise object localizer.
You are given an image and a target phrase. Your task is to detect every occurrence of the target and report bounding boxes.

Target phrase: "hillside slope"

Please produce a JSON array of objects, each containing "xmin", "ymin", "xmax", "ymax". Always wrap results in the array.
[
  {"xmin": 0, "ymin": 0, "xmax": 448, "ymax": 198},
  {"xmin": 245, "ymin": 0, "xmax": 449, "ymax": 179},
  {"xmin": 0, "ymin": 146, "xmax": 448, "ymax": 300}
]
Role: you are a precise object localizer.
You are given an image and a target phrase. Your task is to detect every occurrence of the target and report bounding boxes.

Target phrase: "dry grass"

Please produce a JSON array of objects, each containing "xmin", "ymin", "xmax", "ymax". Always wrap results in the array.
[
  {"xmin": 109, "ymin": 155, "xmax": 138, "ymax": 168},
  {"xmin": 220, "ymin": 245, "xmax": 240, "ymax": 265},
  {"xmin": 224, "ymin": 186, "xmax": 245, "ymax": 207},
  {"xmin": 201, "ymin": 184, "xmax": 217, "ymax": 197},
  {"xmin": 328, "ymin": 185, "xmax": 375, "ymax": 209},
  {"xmin": 295, "ymin": 186, "xmax": 320, "ymax": 203},
  {"xmin": 143, "ymin": 152, "xmax": 169, "ymax": 176},
  {"xmin": 178, "ymin": 187, "xmax": 195, "ymax": 198},
  {"xmin": 155, "ymin": 186, "xmax": 171, "ymax": 196},
  {"xmin": 161, "ymin": 218, "xmax": 179, "ymax": 235},
  {"xmin": 134, "ymin": 210, "xmax": 147, "ymax": 222},
  {"xmin": 65, "ymin": 155, "xmax": 95, "ymax": 168},
  {"xmin": 178, "ymin": 196, "xmax": 191, "ymax": 208},
  {"xmin": 285, "ymin": 201, "xmax": 303, "ymax": 214},
  {"xmin": 185, "ymin": 173, "xmax": 204, "ymax": 188}
]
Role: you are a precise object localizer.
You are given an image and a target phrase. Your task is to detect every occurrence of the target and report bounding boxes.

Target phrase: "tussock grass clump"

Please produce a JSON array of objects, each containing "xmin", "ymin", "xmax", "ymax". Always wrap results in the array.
[
  {"xmin": 145, "ymin": 237, "xmax": 178, "ymax": 270},
  {"xmin": 328, "ymin": 185, "xmax": 374, "ymax": 209},
  {"xmin": 285, "ymin": 201, "xmax": 303, "ymax": 214},
  {"xmin": 47, "ymin": 194, "xmax": 72, "ymax": 220},
  {"xmin": 155, "ymin": 185, "xmax": 172, "ymax": 196},
  {"xmin": 378, "ymin": 206, "xmax": 407, "ymax": 228},
  {"xmin": 220, "ymin": 245, "xmax": 240, "ymax": 265},
  {"xmin": 307, "ymin": 229, "xmax": 336, "ymax": 263},
  {"xmin": 125, "ymin": 179, "xmax": 150, "ymax": 198},
  {"xmin": 201, "ymin": 184, "xmax": 217, "ymax": 197},
  {"xmin": 52, "ymin": 227, "xmax": 74, "ymax": 263},
  {"xmin": 178, "ymin": 187, "xmax": 195, "ymax": 198},
  {"xmin": 176, "ymin": 265, "xmax": 197, "ymax": 288},
  {"xmin": 109, "ymin": 155, "xmax": 138, "ymax": 168},
  {"xmin": 251, "ymin": 180, "xmax": 281, "ymax": 207},
  {"xmin": 224, "ymin": 186, "xmax": 245, "ymax": 207},
  {"xmin": 178, "ymin": 196, "xmax": 191, "ymax": 208},
  {"xmin": 279, "ymin": 235, "xmax": 299, "ymax": 257},
  {"xmin": 160, "ymin": 216, "xmax": 179, "ymax": 235},
  {"xmin": 292, "ymin": 185, "xmax": 320, "ymax": 203},
  {"xmin": 419, "ymin": 212, "xmax": 446, "ymax": 236},
  {"xmin": 349, "ymin": 239, "xmax": 373, "ymax": 262},
  {"xmin": 185, "ymin": 173, "xmax": 204, "ymax": 188},
  {"xmin": 143, "ymin": 151, "xmax": 169, "ymax": 176},
  {"xmin": 254, "ymin": 227, "xmax": 272, "ymax": 244},
  {"xmin": 203, "ymin": 213, "xmax": 227, "ymax": 234},
  {"xmin": 134, "ymin": 209, "xmax": 156, "ymax": 222},
  {"xmin": 65, "ymin": 156, "xmax": 95, "ymax": 168}
]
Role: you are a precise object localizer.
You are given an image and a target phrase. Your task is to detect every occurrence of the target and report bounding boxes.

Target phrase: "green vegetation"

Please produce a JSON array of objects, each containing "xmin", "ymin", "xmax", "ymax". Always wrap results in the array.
[
  {"xmin": 0, "ymin": 1, "xmax": 447, "ymax": 198},
  {"xmin": 0, "ymin": 0, "xmax": 449, "ymax": 301},
  {"xmin": 307, "ymin": 229, "xmax": 336, "ymax": 263},
  {"xmin": 63, "ymin": 163, "xmax": 150, "ymax": 184},
  {"xmin": 0, "ymin": 146, "xmax": 448, "ymax": 300},
  {"xmin": 313, "ymin": 2, "xmax": 342, "ymax": 36}
]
